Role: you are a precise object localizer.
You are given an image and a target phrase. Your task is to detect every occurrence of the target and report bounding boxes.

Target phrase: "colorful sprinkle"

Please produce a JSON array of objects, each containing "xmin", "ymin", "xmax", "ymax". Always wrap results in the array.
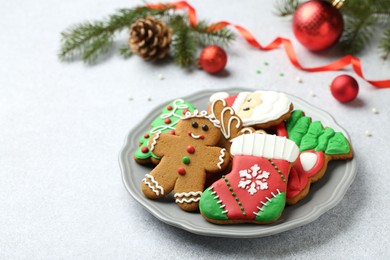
[
  {"xmin": 141, "ymin": 146, "xmax": 149, "ymax": 153},
  {"xmin": 186, "ymin": 145, "xmax": 195, "ymax": 154},
  {"xmin": 147, "ymin": 97, "xmax": 152, "ymax": 101},
  {"xmin": 372, "ymin": 108, "xmax": 379, "ymax": 114},
  {"xmin": 166, "ymin": 105, "xmax": 173, "ymax": 110},
  {"xmin": 365, "ymin": 130, "xmax": 372, "ymax": 137},
  {"xmin": 177, "ymin": 167, "xmax": 186, "ymax": 175},
  {"xmin": 296, "ymin": 76, "xmax": 303, "ymax": 83},
  {"xmin": 143, "ymin": 133, "xmax": 150, "ymax": 138},
  {"xmin": 164, "ymin": 118, "xmax": 171, "ymax": 124},
  {"xmin": 264, "ymin": 61, "xmax": 269, "ymax": 66},
  {"xmin": 256, "ymin": 70, "xmax": 261, "ymax": 74},
  {"xmin": 182, "ymin": 156, "xmax": 190, "ymax": 164},
  {"xmin": 309, "ymin": 90, "xmax": 316, "ymax": 97},
  {"xmin": 279, "ymin": 73, "xmax": 284, "ymax": 77},
  {"xmin": 168, "ymin": 130, "xmax": 175, "ymax": 135},
  {"xmin": 182, "ymin": 109, "xmax": 189, "ymax": 115},
  {"xmin": 158, "ymin": 74, "xmax": 165, "ymax": 80}
]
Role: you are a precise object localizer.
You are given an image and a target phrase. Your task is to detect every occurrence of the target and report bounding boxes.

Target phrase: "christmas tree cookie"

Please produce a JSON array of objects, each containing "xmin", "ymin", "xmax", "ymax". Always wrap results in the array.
[
  {"xmin": 134, "ymin": 99, "xmax": 195, "ymax": 165},
  {"xmin": 283, "ymin": 110, "xmax": 353, "ymax": 204},
  {"xmin": 199, "ymin": 133, "xmax": 299, "ymax": 224}
]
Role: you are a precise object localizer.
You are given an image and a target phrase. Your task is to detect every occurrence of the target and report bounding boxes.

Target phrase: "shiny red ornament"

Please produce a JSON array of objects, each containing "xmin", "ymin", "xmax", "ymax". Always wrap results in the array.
[
  {"xmin": 330, "ymin": 75, "xmax": 359, "ymax": 102},
  {"xmin": 292, "ymin": 0, "xmax": 344, "ymax": 51},
  {"xmin": 197, "ymin": 45, "xmax": 227, "ymax": 74}
]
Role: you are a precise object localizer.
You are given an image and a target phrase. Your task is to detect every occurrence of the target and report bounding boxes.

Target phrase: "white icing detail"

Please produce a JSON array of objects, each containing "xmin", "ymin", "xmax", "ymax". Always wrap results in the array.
[
  {"xmin": 300, "ymin": 152, "xmax": 318, "ymax": 172},
  {"xmin": 149, "ymin": 131, "xmax": 161, "ymax": 152},
  {"xmin": 175, "ymin": 197, "xmax": 201, "ymax": 204},
  {"xmin": 142, "ymin": 179, "xmax": 160, "ymax": 196},
  {"xmin": 211, "ymin": 191, "xmax": 217, "ymax": 195},
  {"xmin": 277, "ymin": 189, "xmax": 281, "ymax": 194},
  {"xmin": 219, "ymin": 204, "xmax": 226, "ymax": 209},
  {"xmin": 231, "ymin": 91, "xmax": 292, "ymax": 127},
  {"xmin": 190, "ymin": 132, "xmax": 202, "ymax": 139},
  {"xmin": 256, "ymin": 206, "xmax": 264, "ymax": 212},
  {"xmin": 214, "ymin": 195, "xmax": 219, "ymax": 199},
  {"xmin": 230, "ymin": 133, "xmax": 299, "ymax": 162},
  {"xmin": 238, "ymin": 164, "xmax": 270, "ymax": 195},
  {"xmin": 217, "ymin": 148, "xmax": 226, "ymax": 169},
  {"xmin": 253, "ymin": 211, "xmax": 260, "ymax": 216},
  {"xmin": 221, "ymin": 210, "xmax": 228, "ymax": 214},
  {"xmin": 261, "ymin": 201, "xmax": 267, "ymax": 206},
  {"xmin": 150, "ymin": 99, "xmax": 191, "ymax": 134},
  {"xmin": 271, "ymin": 192, "xmax": 276, "ymax": 198},
  {"xmin": 174, "ymin": 191, "xmax": 202, "ymax": 198},
  {"xmin": 181, "ymin": 110, "xmax": 220, "ymax": 128},
  {"xmin": 209, "ymin": 92, "xmax": 229, "ymax": 102},
  {"xmin": 210, "ymin": 99, "xmax": 242, "ymax": 140},
  {"xmin": 217, "ymin": 200, "xmax": 223, "ymax": 204},
  {"xmin": 240, "ymin": 127, "xmax": 254, "ymax": 134},
  {"xmin": 144, "ymin": 174, "xmax": 164, "ymax": 195},
  {"xmin": 266, "ymin": 196, "xmax": 272, "ymax": 202}
]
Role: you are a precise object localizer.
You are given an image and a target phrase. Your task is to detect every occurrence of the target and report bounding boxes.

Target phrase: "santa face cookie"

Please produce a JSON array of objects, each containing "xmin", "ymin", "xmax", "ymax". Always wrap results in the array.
[
  {"xmin": 134, "ymin": 99, "xmax": 195, "ymax": 165},
  {"xmin": 209, "ymin": 91, "xmax": 293, "ymax": 129},
  {"xmin": 141, "ymin": 110, "xmax": 230, "ymax": 212},
  {"xmin": 199, "ymin": 133, "xmax": 299, "ymax": 224}
]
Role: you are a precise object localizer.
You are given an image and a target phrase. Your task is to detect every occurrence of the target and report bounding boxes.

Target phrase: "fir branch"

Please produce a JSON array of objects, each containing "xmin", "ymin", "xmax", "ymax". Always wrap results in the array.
[
  {"xmin": 119, "ymin": 45, "xmax": 133, "ymax": 59},
  {"xmin": 169, "ymin": 16, "xmax": 196, "ymax": 67},
  {"xmin": 274, "ymin": 0, "xmax": 300, "ymax": 17},
  {"xmin": 379, "ymin": 27, "xmax": 390, "ymax": 60},
  {"xmin": 190, "ymin": 20, "xmax": 236, "ymax": 48},
  {"xmin": 58, "ymin": 6, "xmax": 172, "ymax": 63}
]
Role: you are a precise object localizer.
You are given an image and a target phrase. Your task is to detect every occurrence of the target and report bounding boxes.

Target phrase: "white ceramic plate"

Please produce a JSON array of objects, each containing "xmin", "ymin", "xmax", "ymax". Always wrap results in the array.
[{"xmin": 119, "ymin": 88, "xmax": 357, "ymax": 238}]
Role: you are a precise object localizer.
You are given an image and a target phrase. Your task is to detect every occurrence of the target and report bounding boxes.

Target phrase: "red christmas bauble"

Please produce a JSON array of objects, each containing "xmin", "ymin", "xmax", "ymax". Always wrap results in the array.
[
  {"xmin": 292, "ymin": 0, "xmax": 344, "ymax": 51},
  {"xmin": 198, "ymin": 45, "xmax": 227, "ymax": 74},
  {"xmin": 330, "ymin": 75, "xmax": 359, "ymax": 102}
]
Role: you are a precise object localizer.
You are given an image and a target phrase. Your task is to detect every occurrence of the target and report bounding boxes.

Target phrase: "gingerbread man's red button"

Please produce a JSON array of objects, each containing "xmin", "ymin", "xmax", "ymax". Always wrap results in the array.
[
  {"xmin": 186, "ymin": 145, "xmax": 195, "ymax": 154},
  {"xmin": 177, "ymin": 167, "xmax": 186, "ymax": 175}
]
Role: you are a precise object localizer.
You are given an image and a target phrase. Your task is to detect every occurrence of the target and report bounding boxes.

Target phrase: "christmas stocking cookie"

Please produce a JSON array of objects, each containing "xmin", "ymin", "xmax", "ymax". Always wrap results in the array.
[{"xmin": 199, "ymin": 133, "xmax": 299, "ymax": 224}]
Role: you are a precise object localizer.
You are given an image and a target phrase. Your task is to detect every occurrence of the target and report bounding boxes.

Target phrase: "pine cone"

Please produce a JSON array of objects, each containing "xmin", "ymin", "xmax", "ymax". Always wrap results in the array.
[{"xmin": 129, "ymin": 17, "xmax": 172, "ymax": 61}]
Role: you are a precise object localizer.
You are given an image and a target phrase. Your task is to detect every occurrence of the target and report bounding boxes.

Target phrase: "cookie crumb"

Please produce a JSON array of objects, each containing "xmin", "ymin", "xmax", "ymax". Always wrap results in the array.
[
  {"xmin": 371, "ymin": 108, "xmax": 379, "ymax": 114},
  {"xmin": 158, "ymin": 74, "xmax": 165, "ymax": 80},
  {"xmin": 296, "ymin": 76, "xmax": 303, "ymax": 83},
  {"xmin": 365, "ymin": 130, "xmax": 372, "ymax": 137}
]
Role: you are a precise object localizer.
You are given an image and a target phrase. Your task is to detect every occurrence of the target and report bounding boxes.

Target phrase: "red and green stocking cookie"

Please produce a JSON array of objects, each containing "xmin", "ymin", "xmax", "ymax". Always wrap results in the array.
[{"xmin": 199, "ymin": 133, "xmax": 299, "ymax": 224}]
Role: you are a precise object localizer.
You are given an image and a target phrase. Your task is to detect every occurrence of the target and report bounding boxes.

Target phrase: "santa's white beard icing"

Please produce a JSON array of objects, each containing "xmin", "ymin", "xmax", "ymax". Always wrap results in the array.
[{"xmin": 209, "ymin": 91, "xmax": 292, "ymax": 127}]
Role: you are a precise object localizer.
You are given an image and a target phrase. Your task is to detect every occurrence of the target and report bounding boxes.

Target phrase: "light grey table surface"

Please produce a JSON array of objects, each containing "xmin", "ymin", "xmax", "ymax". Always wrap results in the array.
[{"xmin": 1, "ymin": 0, "xmax": 389, "ymax": 259}]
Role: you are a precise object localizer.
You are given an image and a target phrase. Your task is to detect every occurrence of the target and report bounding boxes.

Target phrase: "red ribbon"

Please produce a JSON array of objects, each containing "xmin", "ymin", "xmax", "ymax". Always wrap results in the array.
[{"xmin": 148, "ymin": 1, "xmax": 390, "ymax": 88}]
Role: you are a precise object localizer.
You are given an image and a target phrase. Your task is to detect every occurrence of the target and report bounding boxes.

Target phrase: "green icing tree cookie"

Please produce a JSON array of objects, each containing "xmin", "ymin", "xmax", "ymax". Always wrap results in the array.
[
  {"xmin": 285, "ymin": 110, "xmax": 350, "ymax": 155},
  {"xmin": 134, "ymin": 99, "xmax": 195, "ymax": 163}
]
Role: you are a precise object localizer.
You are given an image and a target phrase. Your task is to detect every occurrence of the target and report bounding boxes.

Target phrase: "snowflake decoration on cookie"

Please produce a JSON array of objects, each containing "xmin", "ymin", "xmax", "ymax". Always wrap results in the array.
[{"xmin": 238, "ymin": 164, "xmax": 270, "ymax": 195}]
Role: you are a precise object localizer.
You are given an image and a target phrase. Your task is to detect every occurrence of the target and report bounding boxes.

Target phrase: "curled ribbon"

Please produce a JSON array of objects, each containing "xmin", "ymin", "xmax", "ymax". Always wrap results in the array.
[{"xmin": 147, "ymin": 1, "xmax": 390, "ymax": 88}]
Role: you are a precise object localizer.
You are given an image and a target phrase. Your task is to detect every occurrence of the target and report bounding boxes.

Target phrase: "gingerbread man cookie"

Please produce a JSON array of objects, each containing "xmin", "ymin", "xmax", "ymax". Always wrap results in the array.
[{"xmin": 141, "ymin": 110, "xmax": 230, "ymax": 212}]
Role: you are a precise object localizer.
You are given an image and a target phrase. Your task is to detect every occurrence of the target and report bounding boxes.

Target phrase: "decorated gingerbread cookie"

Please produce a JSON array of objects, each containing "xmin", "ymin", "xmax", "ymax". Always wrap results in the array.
[
  {"xmin": 279, "ymin": 110, "xmax": 353, "ymax": 204},
  {"xmin": 199, "ymin": 133, "xmax": 299, "ymax": 224},
  {"xmin": 141, "ymin": 110, "xmax": 230, "ymax": 212},
  {"xmin": 209, "ymin": 90, "xmax": 293, "ymax": 129},
  {"xmin": 134, "ymin": 99, "xmax": 195, "ymax": 165}
]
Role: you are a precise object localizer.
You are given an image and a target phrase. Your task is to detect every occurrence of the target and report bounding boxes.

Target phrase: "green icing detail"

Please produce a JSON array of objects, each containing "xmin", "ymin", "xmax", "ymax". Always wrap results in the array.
[
  {"xmin": 325, "ymin": 132, "xmax": 350, "ymax": 155},
  {"xmin": 134, "ymin": 99, "xmax": 195, "ymax": 161},
  {"xmin": 199, "ymin": 188, "xmax": 228, "ymax": 220},
  {"xmin": 315, "ymin": 128, "xmax": 335, "ymax": 151},
  {"xmin": 288, "ymin": 116, "xmax": 311, "ymax": 146},
  {"xmin": 285, "ymin": 110, "xmax": 351, "ymax": 156},
  {"xmin": 286, "ymin": 110, "xmax": 303, "ymax": 133},
  {"xmin": 299, "ymin": 121, "xmax": 325, "ymax": 152},
  {"xmin": 254, "ymin": 192, "xmax": 286, "ymax": 223}
]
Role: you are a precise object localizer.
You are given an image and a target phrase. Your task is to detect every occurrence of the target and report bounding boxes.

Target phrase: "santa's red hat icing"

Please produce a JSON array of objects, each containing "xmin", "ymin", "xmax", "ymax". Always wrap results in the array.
[{"xmin": 209, "ymin": 91, "xmax": 292, "ymax": 127}]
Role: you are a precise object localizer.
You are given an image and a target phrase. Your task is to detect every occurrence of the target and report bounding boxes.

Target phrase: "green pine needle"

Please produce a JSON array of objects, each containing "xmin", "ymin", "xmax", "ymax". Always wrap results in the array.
[
  {"xmin": 191, "ymin": 20, "xmax": 236, "ymax": 47},
  {"xmin": 119, "ymin": 45, "xmax": 133, "ymax": 59},
  {"xmin": 274, "ymin": 0, "xmax": 300, "ymax": 17},
  {"xmin": 169, "ymin": 16, "xmax": 196, "ymax": 67},
  {"xmin": 379, "ymin": 27, "xmax": 390, "ymax": 60}
]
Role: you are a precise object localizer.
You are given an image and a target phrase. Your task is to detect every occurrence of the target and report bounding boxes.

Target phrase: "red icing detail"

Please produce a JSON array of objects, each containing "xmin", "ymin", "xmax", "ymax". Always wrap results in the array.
[
  {"xmin": 168, "ymin": 130, "xmax": 175, "ymax": 135},
  {"xmin": 182, "ymin": 109, "xmax": 189, "ymax": 115},
  {"xmin": 141, "ymin": 146, "xmax": 149, "ymax": 153},
  {"xmin": 164, "ymin": 118, "xmax": 171, "ymax": 124},
  {"xmin": 186, "ymin": 145, "xmax": 195, "ymax": 154},
  {"xmin": 144, "ymin": 133, "xmax": 150, "ymax": 139},
  {"xmin": 212, "ymin": 155, "xmax": 290, "ymax": 220},
  {"xmin": 167, "ymin": 105, "xmax": 173, "ymax": 110},
  {"xmin": 275, "ymin": 122, "xmax": 288, "ymax": 138},
  {"xmin": 225, "ymin": 95, "xmax": 238, "ymax": 107},
  {"xmin": 177, "ymin": 167, "xmax": 186, "ymax": 175},
  {"xmin": 199, "ymin": 134, "xmax": 205, "ymax": 139},
  {"xmin": 287, "ymin": 150, "xmax": 325, "ymax": 198}
]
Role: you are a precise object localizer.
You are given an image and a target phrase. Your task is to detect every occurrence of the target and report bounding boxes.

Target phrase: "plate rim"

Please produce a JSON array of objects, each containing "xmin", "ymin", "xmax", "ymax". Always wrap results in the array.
[{"xmin": 119, "ymin": 87, "xmax": 357, "ymax": 238}]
